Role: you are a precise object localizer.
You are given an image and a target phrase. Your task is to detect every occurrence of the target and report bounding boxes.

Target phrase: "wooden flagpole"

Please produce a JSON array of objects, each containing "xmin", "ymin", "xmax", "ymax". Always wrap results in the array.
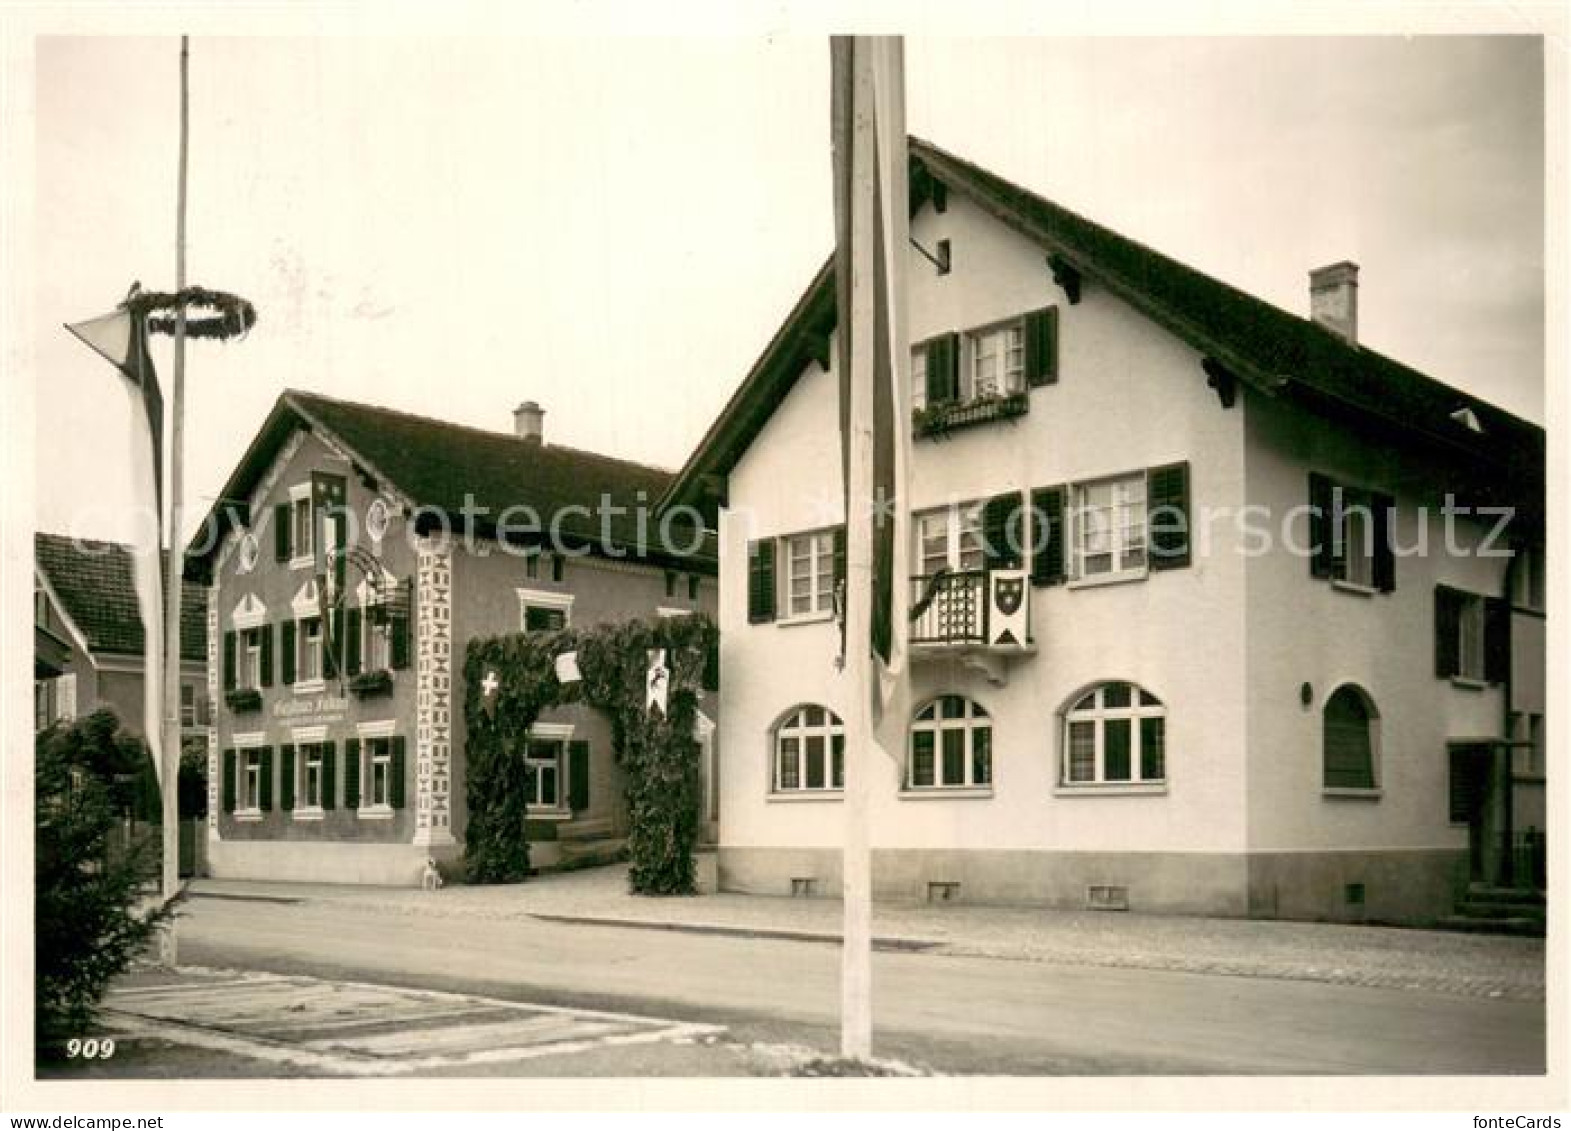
[
  {"xmin": 158, "ymin": 34, "xmax": 189, "ymax": 964},
  {"xmin": 836, "ymin": 36, "xmax": 877, "ymax": 1062}
]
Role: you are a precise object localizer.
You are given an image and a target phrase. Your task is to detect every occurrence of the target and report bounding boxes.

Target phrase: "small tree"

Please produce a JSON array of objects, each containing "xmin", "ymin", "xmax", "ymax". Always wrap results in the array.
[{"xmin": 35, "ymin": 711, "xmax": 179, "ymax": 1058}]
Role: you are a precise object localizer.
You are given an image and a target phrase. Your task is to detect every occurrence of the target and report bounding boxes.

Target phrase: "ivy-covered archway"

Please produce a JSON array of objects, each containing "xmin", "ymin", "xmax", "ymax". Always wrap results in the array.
[{"xmin": 461, "ymin": 613, "xmax": 718, "ymax": 895}]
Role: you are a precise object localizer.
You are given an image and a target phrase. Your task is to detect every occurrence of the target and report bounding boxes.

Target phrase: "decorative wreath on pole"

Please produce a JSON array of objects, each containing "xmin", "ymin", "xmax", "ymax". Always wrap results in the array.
[{"xmin": 129, "ymin": 286, "xmax": 257, "ymax": 341}]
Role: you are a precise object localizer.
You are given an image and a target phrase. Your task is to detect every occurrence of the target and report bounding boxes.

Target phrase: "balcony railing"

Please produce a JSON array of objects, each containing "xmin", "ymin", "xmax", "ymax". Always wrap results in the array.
[{"xmin": 911, "ymin": 569, "xmax": 987, "ymax": 646}]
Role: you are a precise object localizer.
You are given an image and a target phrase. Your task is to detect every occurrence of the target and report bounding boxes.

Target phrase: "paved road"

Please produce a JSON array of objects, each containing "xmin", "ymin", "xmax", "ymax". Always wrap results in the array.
[{"xmin": 175, "ymin": 895, "xmax": 1544, "ymax": 1075}]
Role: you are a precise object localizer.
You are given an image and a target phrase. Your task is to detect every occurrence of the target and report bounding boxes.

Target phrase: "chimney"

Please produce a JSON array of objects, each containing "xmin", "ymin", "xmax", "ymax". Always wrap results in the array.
[
  {"xmin": 513, "ymin": 400, "xmax": 545, "ymax": 445},
  {"xmin": 1309, "ymin": 261, "xmax": 1359, "ymax": 343}
]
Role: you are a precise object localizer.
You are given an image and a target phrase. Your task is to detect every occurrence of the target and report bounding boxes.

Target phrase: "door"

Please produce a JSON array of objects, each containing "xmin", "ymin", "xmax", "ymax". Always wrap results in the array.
[{"xmin": 1449, "ymin": 744, "xmax": 1493, "ymax": 883}]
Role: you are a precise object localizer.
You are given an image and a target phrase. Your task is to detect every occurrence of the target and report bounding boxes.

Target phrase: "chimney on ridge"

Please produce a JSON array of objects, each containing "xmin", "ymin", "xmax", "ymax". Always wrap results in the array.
[
  {"xmin": 513, "ymin": 400, "xmax": 545, "ymax": 445},
  {"xmin": 1309, "ymin": 261, "xmax": 1359, "ymax": 344}
]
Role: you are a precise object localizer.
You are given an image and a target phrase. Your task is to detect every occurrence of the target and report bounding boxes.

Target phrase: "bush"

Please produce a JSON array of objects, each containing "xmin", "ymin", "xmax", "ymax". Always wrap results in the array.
[{"xmin": 35, "ymin": 711, "xmax": 179, "ymax": 1059}]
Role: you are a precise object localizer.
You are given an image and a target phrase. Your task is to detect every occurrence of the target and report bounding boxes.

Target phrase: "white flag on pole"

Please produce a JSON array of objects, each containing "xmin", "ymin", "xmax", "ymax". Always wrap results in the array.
[{"xmin": 66, "ymin": 293, "xmax": 166, "ymax": 784}]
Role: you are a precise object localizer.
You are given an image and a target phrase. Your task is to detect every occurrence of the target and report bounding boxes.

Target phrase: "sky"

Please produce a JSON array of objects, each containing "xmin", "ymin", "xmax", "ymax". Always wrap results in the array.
[{"xmin": 27, "ymin": 32, "xmax": 1547, "ymax": 545}]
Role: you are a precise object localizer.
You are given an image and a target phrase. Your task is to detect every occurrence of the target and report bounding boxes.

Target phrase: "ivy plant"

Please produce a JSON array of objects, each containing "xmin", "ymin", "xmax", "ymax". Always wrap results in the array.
[{"xmin": 462, "ymin": 613, "xmax": 717, "ymax": 895}]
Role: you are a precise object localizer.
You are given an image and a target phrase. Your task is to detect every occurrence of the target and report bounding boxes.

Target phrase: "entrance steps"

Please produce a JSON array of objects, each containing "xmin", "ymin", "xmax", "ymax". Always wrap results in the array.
[
  {"xmin": 1438, "ymin": 884, "xmax": 1545, "ymax": 937},
  {"xmin": 556, "ymin": 820, "xmax": 627, "ymax": 871}
]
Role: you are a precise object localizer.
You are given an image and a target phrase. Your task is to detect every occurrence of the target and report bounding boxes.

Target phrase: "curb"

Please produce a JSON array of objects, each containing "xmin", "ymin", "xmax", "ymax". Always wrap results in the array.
[{"xmin": 527, "ymin": 911, "xmax": 941, "ymax": 952}]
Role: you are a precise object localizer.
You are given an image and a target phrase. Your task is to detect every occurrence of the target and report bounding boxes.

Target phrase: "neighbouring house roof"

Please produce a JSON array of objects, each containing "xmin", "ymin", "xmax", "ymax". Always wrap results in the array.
[
  {"xmin": 35, "ymin": 532, "xmax": 208, "ymax": 664},
  {"xmin": 661, "ymin": 136, "xmax": 1545, "ymax": 530},
  {"xmin": 184, "ymin": 389, "xmax": 715, "ymax": 582}
]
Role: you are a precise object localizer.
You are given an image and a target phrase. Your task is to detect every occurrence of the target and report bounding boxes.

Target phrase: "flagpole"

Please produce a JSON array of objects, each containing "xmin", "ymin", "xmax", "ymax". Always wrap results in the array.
[
  {"xmin": 158, "ymin": 33, "xmax": 190, "ymax": 965},
  {"xmin": 833, "ymin": 36, "xmax": 878, "ymax": 1063}
]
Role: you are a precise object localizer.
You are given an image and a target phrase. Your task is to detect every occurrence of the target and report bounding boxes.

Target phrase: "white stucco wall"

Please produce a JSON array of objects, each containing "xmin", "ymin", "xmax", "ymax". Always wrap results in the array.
[
  {"xmin": 1241, "ymin": 394, "xmax": 1510, "ymax": 854},
  {"xmin": 718, "ymin": 189, "xmax": 1252, "ymax": 860}
]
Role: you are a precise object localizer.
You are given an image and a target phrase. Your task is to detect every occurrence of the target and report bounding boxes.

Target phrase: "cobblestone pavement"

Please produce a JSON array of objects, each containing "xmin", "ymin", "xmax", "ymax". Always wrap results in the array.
[{"xmin": 191, "ymin": 865, "xmax": 1545, "ymax": 1003}]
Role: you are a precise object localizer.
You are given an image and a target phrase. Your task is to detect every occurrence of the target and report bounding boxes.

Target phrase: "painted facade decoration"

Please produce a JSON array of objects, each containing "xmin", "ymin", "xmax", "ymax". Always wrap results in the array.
[
  {"xmin": 661, "ymin": 138, "xmax": 1546, "ymax": 925},
  {"xmin": 186, "ymin": 390, "xmax": 718, "ymax": 886}
]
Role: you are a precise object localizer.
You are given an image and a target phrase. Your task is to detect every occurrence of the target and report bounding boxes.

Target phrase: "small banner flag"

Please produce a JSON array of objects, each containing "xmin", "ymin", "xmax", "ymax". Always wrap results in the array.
[
  {"xmin": 65, "ymin": 288, "xmax": 166, "ymax": 784},
  {"xmin": 480, "ymin": 668, "xmax": 501, "ymax": 721},
  {"xmin": 554, "ymin": 650, "xmax": 581, "ymax": 685},
  {"xmin": 645, "ymin": 648, "xmax": 670, "ymax": 716},
  {"xmin": 987, "ymin": 568, "xmax": 1029, "ymax": 648}
]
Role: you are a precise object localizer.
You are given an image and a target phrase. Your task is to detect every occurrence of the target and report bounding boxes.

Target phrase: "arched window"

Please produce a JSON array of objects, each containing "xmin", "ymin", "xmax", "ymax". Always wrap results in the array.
[
  {"xmin": 908, "ymin": 696, "xmax": 992, "ymax": 790},
  {"xmin": 1323, "ymin": 685, "xmax": 1378, "ymax": 791},
  {"xmin": 773, "ymin": 705, "xmax": 844, "ymax": 793},
  {"xmin": 1062, "ymin": 682, "xmax": 1165, "ymax": 785}
]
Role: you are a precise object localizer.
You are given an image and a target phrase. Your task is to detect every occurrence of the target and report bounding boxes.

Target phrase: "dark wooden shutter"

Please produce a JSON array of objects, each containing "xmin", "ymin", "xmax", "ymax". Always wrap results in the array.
[
  {"xmin": 925, "ymin": 331, "xmax": 960, "ymax": 404},
  {"xmin": 568, "ymin": 739, "xmax": 590, "ymax": 812},
  {"xmin": 258, "ymin": 747, "xmax": 274, "ymax": 812},
  {"xmin": 347, "ymin": 608, "xmax": 362, "ymax": 675},
  {"xmin": 1147, "ymin": 462, "xmax": 1192, "ymax": 570},
  {"xmin": 223, "ymin": 631, "xmax": 236, "ymax": 690},
  {"xmin": 274, "ymin": 502, "xmax": 291, "ymax": 561},
  {"xmin": 281, "ymin": 620, "xmax": 297, "ymax": 685},
  {"xmin": 1434, "ymin": 586, "xmax": 1462, "ymax": 679},
  {"xmin": 322, "ymin": 742, "xmax": 337, "ymax": 810},
  {"xmin": 983, "ymin": 492, "xmax": 1023, "ymax": 569},
  {"xmin": 1030, "ymin": 486, "xmax": 1067, "ymax": 587},
  {"xmin": 832, "ymin": 526, "xmax": 847, "ymax": 589},
  {"xmin": 260, "ymin": 625, "xmax": 274, "ymax": 687},
  {"xmin": 222, "ymin": 749, "xmax": 236, "ymax": 813},
  {"xmin": 391, "ymin": 580, "xmax": 412, "ymax": 670},
  {"xmin": 1024, "ymin": 306, "xmax": 1059, "ymax": 387},
  {"xmin": 1484, "ymin": 597, "xmax": 1511, "ymax": 685},
  {"xmin": 1308, "ymin": 472, "xmax": 1335, "ymax": 579},
  {"xmin": 390, "ymin": 737, "xmax": 407, "ymax": 809},
  {"xmin": 747, "ymin": 539, "xmax": 777, "ymax": 623},
  {"xmin": 343, "ymin": 739, "xmax": 360, "ymax": 809},
  {"xmin": 324, "ymin": 610, "xmax": 342, "ymax": 679},
  {"xmin": 279, "ymin": 745, "xmax": 295, "ymax": 812},
  {"xmin": 1372, "ymin": 491, "xmax": 1396, "ymax": 592}
]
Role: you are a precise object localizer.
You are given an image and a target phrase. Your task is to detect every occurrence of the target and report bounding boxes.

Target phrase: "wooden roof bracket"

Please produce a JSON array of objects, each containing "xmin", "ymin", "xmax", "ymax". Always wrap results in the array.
[
  {"xmin": 1201, "ymin": 357, "xmax": 1238, "ymax": 408},
  {"xmin": 1048, "ymin": 253, "xmax": 1081, "ymax": 305}
]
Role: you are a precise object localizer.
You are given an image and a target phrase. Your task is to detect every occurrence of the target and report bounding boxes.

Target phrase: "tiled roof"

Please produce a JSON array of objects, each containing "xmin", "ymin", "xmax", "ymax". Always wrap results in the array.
[
  {"xmin": 35, "ymin": 532, "xmax": 207, "ymax": 663},
  {"xmin": 185, "ymin": 390, "xmax": 715, "ymax": 579},
  {"xmin": 661, "ymin": 136, "xmax": 1544, "ymax": 526}
]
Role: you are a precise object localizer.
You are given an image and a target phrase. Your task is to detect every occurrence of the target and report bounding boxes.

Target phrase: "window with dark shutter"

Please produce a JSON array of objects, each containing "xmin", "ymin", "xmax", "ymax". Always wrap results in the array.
[
  {"xmin": 390, "ymin": 580, "xmax": 412, "ymax": 669},
  {"xmin": 1323, "ymin": 686, "xmax": 1377, "ymax": 790},
  {"xmin": 1434, "ymin": 586, "xmax": 1462, "ymax": 678},
  {"xmin": 281, "ymin": 620, "xmax": 297, "ymax": 685},
  {"xmin": 1147, "ymin": 463, "xmax": 1191, "ymax": 570},
  {"xmin": 222, "ymin": 749, "xmax": 236, "ymax": 813},
  {"xmin": 1307, "ymin": 472, "xmax": 1336, "ymax": 578},
  {"xmin": 1029, "ymin": 486, "xmax": 1066, "ymax": 586},
  {"xmin": 258, "ymin": 747, "xmax": 274, "ymax": 811},
  {"xmin": 924, "ymin": 332, "xmax": 960, "ymax": 404},
  {"xmin": 1024, "ymin": 306, "xmax": 1059, "ymax": 387},
  {"xmin": 747, "ymin": 539, "xmax": 777, "ymax": 623},
  {"xmin": 832, "ymin": 526, "xmax": 847, "ymax": 590},
  {"xmin": 274, "ymin": 502, "xmax": 291, "ymax": 562},
  {"xmin": 982, "ymin": 492, "xmax": 1024, "ymax": 569},
  {"xmin": 1372, "ymin": 492, "xmax": 1396, "ymax": 592},
  {"xmin": 569, "ymin": 740, "xmax": 591, "ymax": 811},
  {"xmin": 280, "ymin": 745, "xmax": 296, "ymax": 812},
  {"xmin": 322, "ymin": 741, "xmax": 337, "ymax": 810},
  {"xmin": 260, "ymin": 625, "xmax": 274, "ymax": 687},
  {"xmin": 390, "ymin": 737, "xmax": 406, "ymax": 809},
  {"xmin": 223, "ymin": 631, "xmax": 236, "ymax": 690},
  {"xmin": 1484, "ymin": 597, "xmax": 1511, "ymax": 685},
  {"xmin": 344, "ymin": 738, "xmax": 360, "ymax": 810}
]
